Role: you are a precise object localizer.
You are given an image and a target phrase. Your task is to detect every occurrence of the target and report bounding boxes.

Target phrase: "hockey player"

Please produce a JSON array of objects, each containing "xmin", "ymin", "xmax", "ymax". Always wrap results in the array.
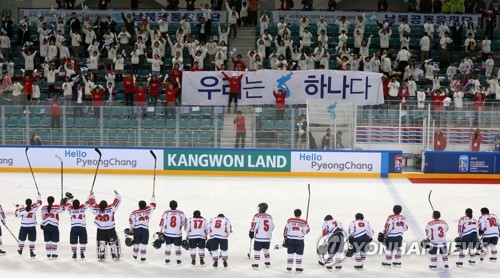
[
  {"xmin": 457, "ymin": 208, "xmax": 478, "ymax": 266},
  {"xmin": 128, "ymin": 195, "xmax": 156, "ymax": 261},
  {"xmin": 478, "ymin": 207, "xmax": 499, "ymax": 262},
  {"xmin": 40, "ymin": 196, "xmax": 63, "ymax": 259},
  {"xmin": 283, "ymin": 209, "xmax": 310, "ymax": 272},
  {"xmin": 348, "ymin": 213, "xmax": 374, "ymax": 270},
  {"xmin": 382, "ymin": 205, "xmax": 408, "ymax": 267},
  {"xmin": 0, "ymin": 204, "xmax": 5, "ymax": 255},
  {"xmin": 208, "ymin": 213, "xmax": 233, "ymax": 268},
  {"xmin": 185, "ymin": 210, "xmax": 209, "ymax": 265},
  {"xmin": 63, "ymin": 194, "xmax": 89, "ymax": 259},
  {"xmin": 88, "ymin": 190, "xmax": 121, "ymax": 261},
  {"xmin": 249, "ymin": 203, "xmax": 275, "ymax": 268},
  {"xmin": 321, "ymin": 214, "xmax": 344, "ymax": 270},
  {"xmin": 15, "ymin": 193, "xmax": 42, "ymax": 257},
  {"xmin": 159, "ymin": 200, "xmax": 186, "ymax": 264},
  {"xmin": 425, "ymin": 211, "xmax": 449, "ymax": 269}
]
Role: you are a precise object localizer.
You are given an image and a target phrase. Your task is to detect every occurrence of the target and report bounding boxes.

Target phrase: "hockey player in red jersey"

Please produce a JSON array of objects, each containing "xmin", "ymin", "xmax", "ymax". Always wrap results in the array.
[
  {"xmin": 88, "ymin": 190, "xmax": 121, "ymax": 261},
  {"xmin": 15, "ymin": 193, "xmax": 42, "ymax": 257},
  {"xmin": 41, "ymin": 196, "xmax": 63, "ymax": 259}
]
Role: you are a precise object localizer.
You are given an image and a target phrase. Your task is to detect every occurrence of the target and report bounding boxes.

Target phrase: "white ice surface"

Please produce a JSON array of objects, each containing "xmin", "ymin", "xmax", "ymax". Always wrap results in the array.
[{"xmin": 0, "ymin": 173, "xmax": 499, "ymax": 277}]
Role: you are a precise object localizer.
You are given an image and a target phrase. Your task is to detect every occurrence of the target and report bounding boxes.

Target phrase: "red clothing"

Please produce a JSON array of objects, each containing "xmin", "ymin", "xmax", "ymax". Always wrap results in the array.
[
  {"xmin": 429, "ymin": 94, "xmax": 447, "ymax": 111},
  {"xmin": 382, "ymin": 78, "xmax": 390, "ymax": 98},
  {"xmin": 51, "ymin": 103, "xmax": 61, "ymax": 116},
  {"xmin": 164, "ymin": 84, "xmax": 179, "ymax": 103},
  {"xmin": 123, "ymin": 76, "xmax": 135, "ymax": 94},
  {"xmin": 233, "ymin": 115, "xmax": 246, "ymax": 132},
  {"xmin": 273, "ymin": 90, "xmax": 286, "ymax": 110},
  {"xmin": 232, "ymin": 57, "xmax": 247, "ymax": 71},
  {"xmin": 221, "ymin": 72, "xmax": 243, "ymax": 94},
  {"xmin": 471, "ymin": 134, "xmax": 483, "ymax": 151},
  {"xmin": 434, "ymin": 133, "xmax": 447, "ymax": 151},
  {"xmin": 399, "ymin": 89, "xmax": 410, "ymax": 103},
  {"xmin": 135, "ymin": 88, "xmax": 147, "ymax": 104},
  {"xmin": 23, "ymin": 76, "xmax": 35, "ymax": 95},
  {"xmin": 91, "ymin": 89, "xmax": 105, "ymax": 106},
  {"xmin": 149, "ymin": 81, "xmax": 161, "ymax": 96},
  {"xmin": 190, "ymin": 67, "xmax": 201, "ymax": 72},
  {"xmin": 65, "ymin": 59, "xmax": 79, "ymax": 73},
  {"xmin": 473, "ymin": 92, "xmax": 485, "ymax": 112},
  {"xmin": 169, "ymin": 69, "xmax": 183, "ymax": 86}
]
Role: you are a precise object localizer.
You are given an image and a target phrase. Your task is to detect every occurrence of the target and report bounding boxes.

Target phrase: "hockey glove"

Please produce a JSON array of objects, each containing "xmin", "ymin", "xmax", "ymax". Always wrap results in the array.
[
  {"xmin": 282, "ymin": 238, "xmax": 288, "ymax": 248},
  {"xmin": 40, "ymin": 224, "xmax": 44, "ymax": 230},
  {"xmin": 479, "ymin": 229, "xmax": 484, "ymax": 236},
  {"xmin": 249, "ymin": 231, "xmax": 254, "ymax": 239}
]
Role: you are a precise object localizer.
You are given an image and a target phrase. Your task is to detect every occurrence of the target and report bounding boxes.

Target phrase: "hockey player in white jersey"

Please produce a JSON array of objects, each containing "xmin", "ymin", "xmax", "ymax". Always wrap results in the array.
[
  {"xmin": 348, "ymin": 213, "xmax": 374, "ymax": 270},
  {"xmin": 321, "ymin": 214, "xmax": 345, "ymax": 270},
  {"xmin": 283, "ymin": 209, "xmax": 310, "ymax": 273},
  {"xmin": 478, "ymin": 207, "xmax": 499, "ymax": 262},
  {"xmin": 0, "ymin": 204, "xmax": 6, "ymax": 255},
  {"xmin": 15, "ymin": 193, "xmax": 42, "ymax": 257},
  {"xmin": 425, "ymin": 211, "xmax": 449, "ymax": 269},
  {"xmin": 185, "ymin": 210, "xmax": 209, "ymax": 265},
  {"xmin": 456, "ymin": 208, "xmax": 478, "ymax": 266},
  {"xmin": 128, "ymin": 195, "xmax": 156, "ymax": 261},
  {"xmin": 208, "ymin": 213, "xmax": 233, "ymax": 268},
  {"xmin": 63, "ymin": 194, "xmax": 90, "ymax": 260},
  {"xmin": 159, "ymin": 200, "xmax": 186, "ymax": 264},
  {"xmin": 88, "ymin": 190, "xmax": 121, "ymax": 261},
  {"xmin": 40, "ymin": 196, "xmax": 63, "ymax": 259},
  {"xmin": 381, "ymin": 205, "xmax": 408, "ymax": 267},
  {"xmin": 249, "ymin": 202, "xmax": 275, "ymax": 268}
]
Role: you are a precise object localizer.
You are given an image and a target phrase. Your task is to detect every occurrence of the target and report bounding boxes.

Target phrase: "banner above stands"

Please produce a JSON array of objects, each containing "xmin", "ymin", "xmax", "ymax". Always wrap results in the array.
[
  {"xmin": 268, "ymin": 10, "xmax": 480, "ymax": 26},
  {"xmin": 182, "ymin": 70, "xmax": 384, "ymax": 106},
  {"xmin": 21, "ymin": 9, "xmax": 227, "ymax": 24}
]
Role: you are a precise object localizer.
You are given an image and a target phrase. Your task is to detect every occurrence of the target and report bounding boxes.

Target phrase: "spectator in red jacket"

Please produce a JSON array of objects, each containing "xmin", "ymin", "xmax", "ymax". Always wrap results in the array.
[
  {"xmin": 471, "ymin": 129, "xmax": 483, "ymax": 151},
  {"xmin": 23, "ymin": 74, "xmax": 36, "ymax": 102},
  {"xmin": 473, "ymin": 89, "xmax": 486, "ymax": 112},
  {"xmin": 50, "ymin": 93, "xmax": 61, "ymax": 128},
  {"xmin": 429, "ymin": 89, "xmax": 447, "ymax": 111},
  {"xmin": 91, "ymin": 85, "xmax": 105, "ymax": 118},
  {"xmin": 433, "ymin": 128, "xmax": 447, "ymax": 151},
  {"xmin": 232, "ymin": 54, "xmax": 247, "ymax": 71},
  {"xmin": 148, "ymin": 75, "xmax": 161, "ymax": 106},
  {"xmin": 233, "ymin": 110, "xmax": 246, "ymax": 148},
  {"xmin": 273, "ymin": 88, "xmax": 286, "ymax": 119},
  {"xmin": 221, "ymin": 71, "xmax": 244, "ymax": 114},
  {"xmin": 169, "ymin": 64, "xmax": 183, "ymax": 103},
  {"xmin": 190, "ymin": 61, "xmax": 202, "ymax": 71},
  {"xmin": 135, "ymin": 83, "xmax": 148, "ymax": 117},
  {"xmin": 123, "ymin": 74, "xmax": 135, "ymax": 106}
]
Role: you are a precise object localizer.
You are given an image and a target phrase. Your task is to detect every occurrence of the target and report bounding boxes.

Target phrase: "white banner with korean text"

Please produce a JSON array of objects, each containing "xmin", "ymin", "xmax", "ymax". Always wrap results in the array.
[
  {"xmin": 22, "ymin": 9, "xmax": 227, "ymax": 24},
  {"xmin": 182, "ymin": 70, "xmax": 384, "ymax": 106},
  {"xmin": 268, "ymin": 10, "xmax": 479, "ymax": 26}
]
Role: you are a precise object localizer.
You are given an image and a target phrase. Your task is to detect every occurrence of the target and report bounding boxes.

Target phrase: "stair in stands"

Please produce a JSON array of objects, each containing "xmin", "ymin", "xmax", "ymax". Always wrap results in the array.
[
  {"xmin": 229, "ymin": 26, "xmax": 257, "ymax": 68},
  {"xmin": 220, "ymin": 106, "xmax": 253, "ymax": 148}
]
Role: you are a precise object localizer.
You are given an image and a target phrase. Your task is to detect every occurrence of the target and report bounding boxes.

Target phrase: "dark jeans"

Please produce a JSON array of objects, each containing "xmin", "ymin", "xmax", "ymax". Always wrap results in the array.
[
  {"xmin": 235, "ymin": 131, "xmax": 246, "ymax": 148},
  {"xmin": 51, "ymin": 115, "xmax": 61, "ymax": 128},
  {"xmin": 125, "ymin": 93, "xmax": 134, "ymax": 106},
  {"xmin": 228, "ymin": 93, "xmax": 238, "ymax": 109}
]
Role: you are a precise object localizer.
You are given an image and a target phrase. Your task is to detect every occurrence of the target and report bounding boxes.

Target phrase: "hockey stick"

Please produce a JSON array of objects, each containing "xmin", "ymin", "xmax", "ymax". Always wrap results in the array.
[
  {"xmin": 55, "ymin": 155, "xmax": 63, "ymax": 200},
  {"xmin": 25, "ymin": 147, "xmax": 40, "ymax": 194},
  {"xmin": 306, "ymin": 184, "xmax": 311, "ymax": 222},
  {"xmin": 247, "ymin": 238, "xmax": 253, "ymax": 259},
  {"xmin": 1, "ymin": 220, "xmax": 19, "ymax": 243},
  {"xmin": 150, "ymin": 150, "xmax": 157, "ymax": 196},
  {"xmin": 428, "ymin": 190, "xmax": 435, "ymax": 212},
  {"xmin": 89, "ymin": 148, "xmax": 102, "ymax": 194}
]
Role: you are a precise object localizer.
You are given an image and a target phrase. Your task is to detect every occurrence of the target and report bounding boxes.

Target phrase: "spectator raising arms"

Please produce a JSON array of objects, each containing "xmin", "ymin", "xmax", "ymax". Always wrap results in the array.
[{"xmin": 221, "ymin": 71, "xmax": 243, "ymax": 114}]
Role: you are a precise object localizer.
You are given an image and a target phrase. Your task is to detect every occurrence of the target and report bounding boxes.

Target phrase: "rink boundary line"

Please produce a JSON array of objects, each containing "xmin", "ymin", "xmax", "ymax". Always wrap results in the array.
[{"xmin": 0, "ymin": 167, "xmax": 380, "ymax": 178}]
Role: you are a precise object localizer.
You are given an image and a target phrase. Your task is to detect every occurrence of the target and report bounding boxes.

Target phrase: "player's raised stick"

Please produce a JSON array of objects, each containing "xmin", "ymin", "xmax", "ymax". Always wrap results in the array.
[
  {"xmin": 150, "ymin": 150, "xmax": 157, "ymax": 196},
  {"xmin": 25, "ymin": 147, "xmax": 40, "ymax": 194},
  {"xmin": 428, "ymin": 190, "xmax": 435, "ymax": 212},
  {"xmin": 90, "ymin": 148, "xmax": 102, "ymax": 194},
  {"xmin": 306, "ymin": 184, "xmax": 311, "ymax": 222},
  {"xmin": 55, "ymin": 155, "xmax": 63, "ymax": 200},
  {"xmin": 1, "ymin": 220, "xmax": 19, "ymax": 243}
]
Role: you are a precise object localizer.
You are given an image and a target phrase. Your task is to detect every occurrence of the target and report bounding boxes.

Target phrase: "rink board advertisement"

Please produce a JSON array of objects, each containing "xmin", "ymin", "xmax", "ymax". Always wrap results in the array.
[
  {"xmin": 164, "ymin": 149, "xmax": 291, "ymax": 172},
  {"xmin": 424, "ymin": 151, "xmax": 500, "ymax": 174},
  {"xmin": 0, "ymin": 147, "xmax": 163, "ymax": 170},
  {"xmin": 269, "ymin": 10, "xmax": 480, "ymax": 26},
  {"xmin": 182, "ymin": 70, "xmax": 384, "ymax": 106},
  {"xmin": 22, "ymin": 9, "xmax": 227, "ymax": 24},
  {"xmin": 290, "ymin": 151, "xmax": 381, "ymax": 173}
]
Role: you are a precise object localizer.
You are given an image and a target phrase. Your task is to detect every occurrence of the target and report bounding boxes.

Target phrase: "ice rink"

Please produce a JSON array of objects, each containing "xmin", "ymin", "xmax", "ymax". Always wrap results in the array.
[{"xmin": 0, "ymin": 172, "xmax": 499, "ymax": 277}]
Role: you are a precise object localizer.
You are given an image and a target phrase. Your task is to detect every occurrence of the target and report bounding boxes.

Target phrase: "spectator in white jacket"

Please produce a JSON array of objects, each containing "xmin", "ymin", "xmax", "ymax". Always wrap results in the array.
[
  {"xmin": 225, "ymin": 0, "xmax": 239, "ymax": 39},
  {"xmin": 420, "ymin": 32, "xmax": 431, "ymax": 62},
  {"xmin": 145, "ymin": 53, "xmax": 164, "ymax": 77},
  {"xmin": 12, "ymin": 80, "xmax": 23, "ymax": 105},
  {"xmin": 378, "ymin": 28, "xmax": 392, "ymax": 52}
]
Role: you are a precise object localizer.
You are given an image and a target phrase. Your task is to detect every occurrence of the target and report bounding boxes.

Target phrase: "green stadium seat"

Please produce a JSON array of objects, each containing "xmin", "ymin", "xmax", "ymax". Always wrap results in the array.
[{"xmin": 29, "ymin": 117, "xmax": 41, "ymax": 128}]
